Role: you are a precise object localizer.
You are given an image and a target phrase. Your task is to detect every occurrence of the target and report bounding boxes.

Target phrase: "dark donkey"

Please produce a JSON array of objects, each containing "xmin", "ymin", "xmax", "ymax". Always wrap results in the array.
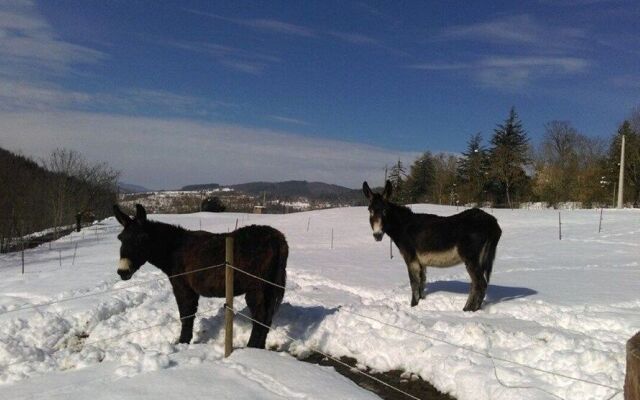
[
  {"xmin": 363, "ymin": 181, "xmax": 501, "ymax": 311},
  {"xmin": 113, "ymin": 204, "xmax": 288, "ymax": 348}
]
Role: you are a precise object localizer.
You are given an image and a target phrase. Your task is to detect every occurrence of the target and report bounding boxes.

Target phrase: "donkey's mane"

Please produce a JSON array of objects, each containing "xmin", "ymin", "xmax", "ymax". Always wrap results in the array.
[
  {"xmin": 143, "ymin": 219, "xmax": 191, "ymax": 243},
  {"xmin": 387, "ymin": 201, "xmax": 415, "ymax": 220},
  {"xmin": 146, "ymin": 219, "xmax": 187, "ymax": 232}
]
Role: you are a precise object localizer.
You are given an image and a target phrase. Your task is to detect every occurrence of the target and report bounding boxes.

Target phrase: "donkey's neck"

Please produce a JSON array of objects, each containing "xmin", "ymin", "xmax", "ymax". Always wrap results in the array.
[
  {"xmin": 145, "ymin": 220, "xmax": 188, "ymax": 274},
  {"xmin": 383, "ymin": 202, "xmax": 414, "ymax": 242}
]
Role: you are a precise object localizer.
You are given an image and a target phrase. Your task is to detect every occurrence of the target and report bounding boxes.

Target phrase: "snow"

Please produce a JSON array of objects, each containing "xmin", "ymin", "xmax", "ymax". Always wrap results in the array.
[{"xmin": 1, "ymin": 205, "xmax": 639, "ymax": 400}]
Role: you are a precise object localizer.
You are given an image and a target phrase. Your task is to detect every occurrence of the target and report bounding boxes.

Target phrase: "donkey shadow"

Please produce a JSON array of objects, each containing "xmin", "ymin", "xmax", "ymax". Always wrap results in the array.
[
  {"xmin": 427, "ymin": 280, "xmax": 537, "ymax": 305},
  {"xmin": 195, "ymin": 302, "xmax": 338, "ymax": 345}
]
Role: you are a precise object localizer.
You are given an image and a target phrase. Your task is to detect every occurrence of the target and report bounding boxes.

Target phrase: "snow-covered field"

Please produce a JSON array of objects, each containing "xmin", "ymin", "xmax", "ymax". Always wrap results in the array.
[{"xmin": 0, "ymin": 205, "xmax": 638, "ymax": 400}]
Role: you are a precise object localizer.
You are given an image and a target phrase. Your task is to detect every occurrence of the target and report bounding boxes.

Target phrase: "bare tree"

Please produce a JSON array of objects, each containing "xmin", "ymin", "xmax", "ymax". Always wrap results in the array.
[{"xmin": 43, "ymin": 148, "xmax": 120, "ymax": 233}]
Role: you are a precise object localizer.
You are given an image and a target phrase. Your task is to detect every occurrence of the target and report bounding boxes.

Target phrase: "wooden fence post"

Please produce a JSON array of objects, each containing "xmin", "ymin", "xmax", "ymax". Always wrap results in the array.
[
  {"xmin": 224, "ymin": 236, "xmax": 234, "ymax": 358},
  {"xmin": 21, "ymin": 240, "xmax": 25, "ymax": 275},
  {"xmin": 331, "ymin": 228, "xmax": 334, "ymax": 249},
  {"xmin": 558, "ymin": 212, "xmax": 562, "ymax": 240},
  {"xmin": 72, "ymin": 242, "xmax": 78, "ymax": 266},
  {"xmin": 626, "ymin": 331, "xmax": 640, "ymax": 400},
  {"xmin": 598, "ymin": 208, "xmax": 603, "ymax": 233}
]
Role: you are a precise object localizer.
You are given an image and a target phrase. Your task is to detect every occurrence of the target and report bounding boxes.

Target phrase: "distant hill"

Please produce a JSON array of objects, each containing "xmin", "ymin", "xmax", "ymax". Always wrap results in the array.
[
  {"xmin": 230, "ymin": 180, "xmax": 363, "ymax": 203},
  {"xmin": 180, "ymin": 183, "xmax": 220, "ymax": 191},
  {"xmin": 118, "ymin": 182, "xmax": 150, "ymax": 193}
]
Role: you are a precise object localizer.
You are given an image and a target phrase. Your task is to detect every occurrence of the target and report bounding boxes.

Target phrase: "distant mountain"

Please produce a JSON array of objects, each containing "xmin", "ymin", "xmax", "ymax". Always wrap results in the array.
[
  {"xmin": 230, "ymin": 180, "xmax": 363, "ymax": 203},
  {"xmin": 180, "ymin": 183, "xmax": 220, "ymax": 191},
  {"xmin": 118, "ymin": 182, "xmax": 150, "ymax": 193}
]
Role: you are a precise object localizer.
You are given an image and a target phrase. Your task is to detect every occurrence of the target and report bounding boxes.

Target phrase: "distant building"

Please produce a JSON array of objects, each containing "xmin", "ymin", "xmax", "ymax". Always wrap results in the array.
[{"xmin": 253, "ymin": 205, "xmax": 265, "ymax": 214}]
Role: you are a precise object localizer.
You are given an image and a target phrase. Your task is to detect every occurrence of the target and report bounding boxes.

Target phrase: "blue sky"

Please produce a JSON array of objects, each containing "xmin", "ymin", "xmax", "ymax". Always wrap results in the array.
[{"xmin": 0, "ymin": 0, "xmax": 638, "ymax": 188}]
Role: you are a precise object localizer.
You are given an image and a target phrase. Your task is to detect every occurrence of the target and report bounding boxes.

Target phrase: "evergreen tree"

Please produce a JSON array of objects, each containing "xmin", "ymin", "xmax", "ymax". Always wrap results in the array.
[
  {"xmin": 405, "ymin": 152, "xmax": 435, "ymax": 203},
  {"xmin": 488, "ymin": 107, "xmax": 530, "ymax": 207},
  {"xmin": 456, "ymin": 133, "xmax": 489, "ymax": 204}
]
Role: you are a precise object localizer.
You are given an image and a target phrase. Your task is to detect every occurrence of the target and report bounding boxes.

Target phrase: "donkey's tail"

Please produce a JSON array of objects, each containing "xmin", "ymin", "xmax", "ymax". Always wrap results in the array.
[
  {"xmin": 480, "ymin": 224, "xmax": 502, "ymax": 284},
  {"xmin": 267, "ymin": 235, "xmax": 288, "ymax": 315}
]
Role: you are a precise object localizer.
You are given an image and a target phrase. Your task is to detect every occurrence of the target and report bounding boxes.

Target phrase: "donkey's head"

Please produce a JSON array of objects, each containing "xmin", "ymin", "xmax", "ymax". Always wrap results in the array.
[
  {"xmin": 113, "ymin": 204, "xmax": 151, "ymax": 280},
  {"xmin": 362, "ymin": 180, "xmax": 392, "ymax": 241}
]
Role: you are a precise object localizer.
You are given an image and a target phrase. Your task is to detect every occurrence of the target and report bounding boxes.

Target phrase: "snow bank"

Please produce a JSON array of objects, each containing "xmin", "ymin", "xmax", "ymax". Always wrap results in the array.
[{"xmin": 1, "ymin": 206, "xmax": 638, "ymax": 399}]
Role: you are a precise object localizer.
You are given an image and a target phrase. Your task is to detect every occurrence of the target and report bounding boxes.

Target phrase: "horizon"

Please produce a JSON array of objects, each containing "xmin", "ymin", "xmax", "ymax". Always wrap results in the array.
[{"xmin": 0, "ymin": 1, "xmax": 638, "ymax": 189}]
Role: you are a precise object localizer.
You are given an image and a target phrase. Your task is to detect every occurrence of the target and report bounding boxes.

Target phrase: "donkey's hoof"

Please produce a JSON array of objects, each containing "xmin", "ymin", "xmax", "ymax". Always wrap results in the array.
[
  {"xmin": 411, "ymin": 298, "xmax": 419, "ymax": 307},
  {"xmin": 463, "ymin": 303, "xmax": 481, "ymax": 312},
  {"xmin": 177, "ymin": 336, "xmax": 192, "ymax": 344}
]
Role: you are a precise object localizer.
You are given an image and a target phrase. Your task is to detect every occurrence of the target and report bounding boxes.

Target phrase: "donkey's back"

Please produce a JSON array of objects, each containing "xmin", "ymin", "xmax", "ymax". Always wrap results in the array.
[{"xmin": 179, "ymin": 224, "xmax": 288, "ymax": 298}]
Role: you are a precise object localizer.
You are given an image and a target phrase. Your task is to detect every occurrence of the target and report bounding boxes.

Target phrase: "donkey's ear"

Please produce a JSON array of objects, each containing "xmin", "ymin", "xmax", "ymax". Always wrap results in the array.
[
  {"xmin": 113, "ymin": 205, "xmax": 132, "ymax": 227},
  {"xmin": 135, "ymin": 204, "xmax": 147, "ymax": 222},
  {"xmin": 382, "ymin": 180, "xmax": 393, "ymax": 200},
  {"xmin": 362, "ymin": 181, "xmax": 373, "ymax": 200}
]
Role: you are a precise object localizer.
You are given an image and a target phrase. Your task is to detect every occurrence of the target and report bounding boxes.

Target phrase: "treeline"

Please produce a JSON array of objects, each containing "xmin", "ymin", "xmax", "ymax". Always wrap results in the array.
[
  {"xmin": 0, "ymin": 147, "xmax": 119, "ymax": 251},
  {"xmin": 388, "ymin": 106, "xmax": 640, "ymax": 208}
]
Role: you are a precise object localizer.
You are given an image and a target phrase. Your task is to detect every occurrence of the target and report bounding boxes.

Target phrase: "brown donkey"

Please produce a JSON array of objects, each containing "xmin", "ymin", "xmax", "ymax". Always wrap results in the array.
[
  {"xmin": 113, "ymin": 204, "xmax": 288, "ymax": 348},
  {"xmin": 363, "ymin": 181, "xmax": 501, "ymax": 311}
]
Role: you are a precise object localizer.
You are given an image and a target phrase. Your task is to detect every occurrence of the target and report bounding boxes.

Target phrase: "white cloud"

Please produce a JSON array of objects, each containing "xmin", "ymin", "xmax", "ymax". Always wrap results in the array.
[
  {"xmin": 408, "ymin": 55, "xmax": 589, "ymax": 89},
  {"xmin": 161, "ymin": 39, "xmax": 280, "ymax": 74},
  {"xmin": 185, "ymin": 9, "xmax": 398, "ymax": 54},
  {"xmin": 268, "ymin": 115, "xmax": 310, "ymax": 126},
  {"xmin": 438, "ymin": 14, "xmax": 587, "ymax": 50},
  {"xmin": 0, "ymin": 110, "xmax": 419, "ymax": 189},
  {"xmin": 0, "ymin": 0, "xmax": 104, "ymax": 78},
  {"xmin": 185, "ymin": 10, "xmax": 316, "ymax": 38},
  {"xmin": 0, "ymin": 80, "xmax": 229, "ymax": 116}
]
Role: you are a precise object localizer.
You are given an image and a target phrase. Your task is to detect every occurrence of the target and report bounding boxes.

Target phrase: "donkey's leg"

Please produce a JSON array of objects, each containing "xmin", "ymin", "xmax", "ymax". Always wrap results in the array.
[
  {"xmin": 245, "ymin": 289, "xmax": 270, "ymax": 349},
  {"xmin": 419, "ymin": 265, "xmax": 427, "ymax": 299},
  {"xmin": 171, "ymin": 281, "xmax": 200, "ymax": 343},
  {"xmin": 463, "ymin": 261, "xmax": 487, "ymax": 312},
  {"xmin": 406, "ymin": 260, "xmax": 422, "ymax": 307}
]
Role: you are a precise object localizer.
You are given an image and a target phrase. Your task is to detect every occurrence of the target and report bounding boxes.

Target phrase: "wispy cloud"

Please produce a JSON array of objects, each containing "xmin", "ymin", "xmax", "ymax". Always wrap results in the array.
[
  {"xmin": 268, "ymin": 115, "xmax": 310, "ymax": 126},
  {"xmin": 0, "ymin": 110, "xmax": 418, "ymax": 189},
  {"xmin": 0, "ymin": 79, "xmax": 231, "ymax": 116},
  {"xmin": 408, "ymin": 56, "xmax": 589, "ymax": 89},
  {"xmin": 185, "ymin": 9, "xmax": 316, "ymax": 38},
  {"xmin": 185, "ymin": 8, "xmax": 401, "ymax": 54},
  {"xmin": 420, "ymin": 14, "xmax": 593, "ymax": 89},
  {"xmin": 0, "ymin": 0, "xmax": 105, "ymax": 79},
  {"xmin": 161, "ymin": 39, "xmax": 280, "ymax": 74},
  {"xmin": 438, "ymin": 14, "xmax": 587, "ymax": 50},
  {"xmin": 0, "ymin": 79, "xmax": 91, "ymax": 110}
]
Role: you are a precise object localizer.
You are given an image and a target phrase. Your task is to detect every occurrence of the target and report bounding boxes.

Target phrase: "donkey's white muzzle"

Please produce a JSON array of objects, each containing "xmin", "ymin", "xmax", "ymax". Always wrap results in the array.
[{"xmin": 117, "ymin": 258, "xmax": 133, "ymax": 280}]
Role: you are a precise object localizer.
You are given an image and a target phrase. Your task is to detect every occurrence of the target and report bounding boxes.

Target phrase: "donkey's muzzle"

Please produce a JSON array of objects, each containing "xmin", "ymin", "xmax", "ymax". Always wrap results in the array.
[
  {"xmin": 117, "ymin": 269, "xmax": 133, "ymax": 280},
  {"xmin": 373, "ymin": 232, "xmax": 384, "ymax": 241}
]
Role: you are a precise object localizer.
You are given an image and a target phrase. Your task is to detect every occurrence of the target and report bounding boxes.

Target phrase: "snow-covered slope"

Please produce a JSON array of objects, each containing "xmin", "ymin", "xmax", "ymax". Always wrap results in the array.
[{"xmin": 1, "ymin": 206, "xmax": 638, "ymax": 400}]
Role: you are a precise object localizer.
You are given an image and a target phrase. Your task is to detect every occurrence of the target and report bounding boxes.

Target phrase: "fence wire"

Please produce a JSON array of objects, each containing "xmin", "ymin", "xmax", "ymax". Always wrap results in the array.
[
  {"xmin": 0, "ymin": 255, "xmax": 628, "ymax": 400},
  {"xmin": 226, "ymin": 304, "xmax": 421, "ymax": 400},
  {"xmin": 0, "ymin": 263, "xmax": 226, "ymax": 317},
  {"xmin": 226, "ymin": 263, "xmax": 625, "ymax": 400}
]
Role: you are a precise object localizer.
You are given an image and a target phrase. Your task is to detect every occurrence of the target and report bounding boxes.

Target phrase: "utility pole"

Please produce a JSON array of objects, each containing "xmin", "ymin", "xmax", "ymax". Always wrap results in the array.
[{"xmin": 617, "ymin": 135, "xmax": 625, "ymax": 209}]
